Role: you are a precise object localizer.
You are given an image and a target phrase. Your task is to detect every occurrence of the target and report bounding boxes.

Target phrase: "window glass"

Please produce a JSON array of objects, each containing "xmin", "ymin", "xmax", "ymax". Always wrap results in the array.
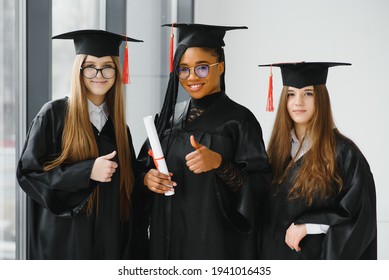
[
  {"xmin": 0, "ymin": 0, "xmax": 17, "ymax": 260},
  {"xmin": 52, "ymin": 0, "xmax": 102, "ymax": 100}
]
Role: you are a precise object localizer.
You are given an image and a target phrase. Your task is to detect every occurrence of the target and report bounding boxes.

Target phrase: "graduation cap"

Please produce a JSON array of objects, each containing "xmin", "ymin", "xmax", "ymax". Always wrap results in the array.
[
  {"xmin": 258, "ymin": 62, "xmax": 351, "ymax": 111},
  {"xmin": 154, "ymin": 23, "xmax": 248, "ymax": 138},
  {"xmin": 162, "ymin": 23, "xmax": 248, "ymax": 72},
  {"xmin": 52, "ymin": 29, "xmax": 143, "ymax": 84}
]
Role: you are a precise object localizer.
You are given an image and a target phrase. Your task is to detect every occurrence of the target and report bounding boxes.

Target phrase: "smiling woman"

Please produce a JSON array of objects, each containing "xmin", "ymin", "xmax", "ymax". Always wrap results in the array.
[
  {"xmin": 81, "ymin": 56, "xmax": 116, "ymax": 105},
  {"xmin": 258, "ymin": 62, "xmax": 377, "ymax": 260},
  {"xmin": 137, "ymin": 23, "xmax": 271, "ymax": 260},
  {"xmin": 286, "ymin": 86, "xmax": 315, "ymax": 139},
  {"xmin": 16, "ymin": 30, "xmax": 145, "ymax": 260},
  {"xmin": 177, "ymin": 48, "xmax": 224, "ymax": 100}
]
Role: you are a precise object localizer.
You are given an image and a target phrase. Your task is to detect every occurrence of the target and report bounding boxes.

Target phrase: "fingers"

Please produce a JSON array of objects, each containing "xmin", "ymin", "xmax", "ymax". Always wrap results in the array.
[
  {"xmin": 100, "ymin": 167, "xmax": 116, "ymax": 182},
  {"xmin": 185, "ymin": 137, "xmax": 205, "ymax": 173},
  {"xmin": 190, "ymin": 135, "xmax": 203, "ymax": 150},
  {"xmin": 144, "ymin": 169, "xmax": 177, "ymax": 194},
  {"xmin": 285, "ymin": 236, "xmax": 301, "ymax": 251},
  {"xmin": 101, "ymin": 150, "xmax": 116, "ymax": 160},
  {"xmin": 101, "ymin": 158, "xmax": 118, "ymax": 182},
  {"xmin": 285, "ymin": 223, "xmax": 303, "ymax": 252},
  {"xmin": 90, "ymin": 152, "xmax": 118, "ymax": 183},
  {"xmin": 186, "ymin": 158, "xmax": 203, "ymax": 174},
  {"xmin": 107, "ymin": 160, "xmax": 118, "ymax": 169},
  {"xmin": 185, "ymin": 151, "xmax": 203, "ymax": 173},
  {"xmin": 185, "ymin": 143, "xmax": 222, "ymax": 173}
]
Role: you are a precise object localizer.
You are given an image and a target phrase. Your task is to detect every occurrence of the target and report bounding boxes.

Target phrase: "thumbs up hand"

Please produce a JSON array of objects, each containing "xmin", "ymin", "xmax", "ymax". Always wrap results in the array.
[
  {"xmin": 190, "ymin": 135, "xmax": 203, "ymax": 150},
  {"xmin": 91, "ymin": 151, "xmax": 119, "ymax": 182},
  {"xmin": 185, "ymin": 135, "xmax": 222, "ymax": 174}
]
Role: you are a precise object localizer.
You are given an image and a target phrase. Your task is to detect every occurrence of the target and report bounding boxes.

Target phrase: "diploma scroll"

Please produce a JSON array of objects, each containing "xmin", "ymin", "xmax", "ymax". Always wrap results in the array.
[{"xmin": 143, "ymin": 116, "xmax": 174, "ymax": 196}]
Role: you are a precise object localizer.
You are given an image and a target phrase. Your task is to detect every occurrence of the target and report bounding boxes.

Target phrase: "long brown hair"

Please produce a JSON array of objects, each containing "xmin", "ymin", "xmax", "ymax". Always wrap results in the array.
[
  {"xmin": 44, "ymin": 54, "xmax": 134, "ymax": 219},
  {"xmin": 267, "ymin": 85, "xmax": 342, "ymax": 205}
]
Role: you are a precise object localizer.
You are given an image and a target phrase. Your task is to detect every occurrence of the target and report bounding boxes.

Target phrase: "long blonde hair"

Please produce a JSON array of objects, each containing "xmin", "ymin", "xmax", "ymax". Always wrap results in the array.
[
  {"xmin": 44, "ymin": 54, "xmax": 134, "ymax": 219},
  {"xmin": 267, "ymin": 85, "xmax": 342, "ymax": 205}
]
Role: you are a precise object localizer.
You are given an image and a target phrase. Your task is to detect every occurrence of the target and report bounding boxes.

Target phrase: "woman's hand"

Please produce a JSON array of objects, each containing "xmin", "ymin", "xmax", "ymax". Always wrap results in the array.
[
  {"xmin": 144, "ymin": 168, "xmax": 176, "ymax": 194},
  {"xmin": 185, "ymin": 135, "xmax": 222, "ymax": 174},
  {"xmin": 285, "ymin": 223, "xmax": 307, "ymax": 251},
  {"xmin": 90, "ymin": 151, "xmax": 118, "ymax": 182}
]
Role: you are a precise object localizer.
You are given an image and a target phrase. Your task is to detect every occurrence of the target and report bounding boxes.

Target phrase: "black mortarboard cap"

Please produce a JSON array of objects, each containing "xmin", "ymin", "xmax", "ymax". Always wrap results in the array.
[
  {"xmin": 258, "ymin": 62, "xmax": 351, "ymax": 88},
  {"xmin": 162, "ymin": 23, "xmax": 248, "ymax": 48},
  {"xmin": 52, "ymin": 29, "xmax": 143, "ymax": 57},
  {"xmin": 258, "ymin": 62, "xmax": 351, "ymax": 112},
  {"xmin": 162, "ymin": 23, "xmax": 247, "ymax": 73}
]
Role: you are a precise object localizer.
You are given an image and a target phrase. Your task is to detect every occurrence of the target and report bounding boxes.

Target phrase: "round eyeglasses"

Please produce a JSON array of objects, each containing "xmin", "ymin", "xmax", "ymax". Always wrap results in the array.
[
  {"xmin": 80, "ymin": 66, "xmax": 117, "ymax": 79},
  {"xmin": 176, "ymin": 62, "xmax": 219, "ymax": 80}
]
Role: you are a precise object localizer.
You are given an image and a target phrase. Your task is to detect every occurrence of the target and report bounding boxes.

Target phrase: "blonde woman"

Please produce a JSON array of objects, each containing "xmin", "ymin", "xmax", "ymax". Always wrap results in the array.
[
  {"xmin": 258, "ymin": 62, "xmax": 377, "ymax": 259},
  {"xmin": 17, "ymin": 30, "xmax": 144, "ymax": 259}
]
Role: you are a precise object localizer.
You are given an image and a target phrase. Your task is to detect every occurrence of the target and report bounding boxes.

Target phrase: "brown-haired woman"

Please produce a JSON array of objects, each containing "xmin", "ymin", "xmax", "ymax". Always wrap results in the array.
[
  {"xmin": 16, "ymin": 30, "xmax": 144, "ymax": 259},
  {"xmin": 258, "ymin": 62, "xmax": 377, "ymax": 259}
]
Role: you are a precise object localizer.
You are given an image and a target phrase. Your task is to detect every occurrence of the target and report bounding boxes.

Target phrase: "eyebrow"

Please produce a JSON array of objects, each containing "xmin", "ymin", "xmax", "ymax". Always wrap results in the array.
[
  {"xmin": 179, "ymin": 60, "xmax": 212, "ymax": 66},
  {"xmin": 287, "ymin": 88, "xmax": 314, "ymax": 93},
  {"xmin": 83, "ymin": 60, "xmax": 114, "ymax": 65}
]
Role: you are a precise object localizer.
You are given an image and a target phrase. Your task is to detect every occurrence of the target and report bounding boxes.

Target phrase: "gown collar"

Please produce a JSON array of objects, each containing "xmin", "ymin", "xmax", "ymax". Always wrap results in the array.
[
  {"xmin": 87, "ymin": 99, "xmax": 109, "ymax": 132},
  {"xmin": 290, "ymin": 129, "xmax": 312, "ymax": 161},
  {"xmin": 87, "ymin": 99, "xmax": 109, "ymax": 119},
  {"xmin": 190, "ymin": 91, "xmax": 223, "ymax": 108}
]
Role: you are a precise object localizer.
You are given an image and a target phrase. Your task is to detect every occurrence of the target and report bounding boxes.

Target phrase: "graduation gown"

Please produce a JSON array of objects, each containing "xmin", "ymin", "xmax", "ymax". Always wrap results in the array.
[
  {"xmin": 16, "ymin": 97, "xmax": 140, "ymax": 259},
  {"xmin": 138, "ymin": 92, "xmax": 270, "ymax": 259},
  {"xmin": 260, "ymin": 133, "xmax": 377, "ymax": 259}
]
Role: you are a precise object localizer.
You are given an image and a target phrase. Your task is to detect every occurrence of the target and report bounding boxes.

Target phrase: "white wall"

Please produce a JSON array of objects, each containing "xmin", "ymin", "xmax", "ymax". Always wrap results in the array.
[
  {"xmin": 125, "ymin": 0, "xmax": 171, "ymax": 153},
  {"xmin": 194, "ymin": 0, "xmax": 389, "ymax": 259}
]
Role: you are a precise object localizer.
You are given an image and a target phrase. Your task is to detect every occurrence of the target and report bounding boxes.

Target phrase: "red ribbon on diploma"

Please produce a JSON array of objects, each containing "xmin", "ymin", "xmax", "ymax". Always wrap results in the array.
[{"xmin": 148, "ymin": 148, "xmax": 165, "ymax": 170}]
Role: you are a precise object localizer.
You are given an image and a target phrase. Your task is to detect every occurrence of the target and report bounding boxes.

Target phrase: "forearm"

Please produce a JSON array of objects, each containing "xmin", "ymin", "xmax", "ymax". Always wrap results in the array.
[{"xmin": 214, "ymin": 158, "xmax": 246, "ymax": 192}]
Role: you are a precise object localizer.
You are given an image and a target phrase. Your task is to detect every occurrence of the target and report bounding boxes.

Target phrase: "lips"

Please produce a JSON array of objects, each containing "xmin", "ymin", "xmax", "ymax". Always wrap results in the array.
[{"xmin": 187, "ymin": 83, "xmax": 204, "ymax": 91}]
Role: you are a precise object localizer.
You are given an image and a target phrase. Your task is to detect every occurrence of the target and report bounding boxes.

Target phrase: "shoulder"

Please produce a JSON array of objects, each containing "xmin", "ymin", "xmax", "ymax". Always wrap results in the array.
[
  {"xmin": 334, "ymin": 132, "xmax": 376, "ymax": 206},
  {"xmin": 36, "ymin": 97, "xmax": 68, "ymax": 118},
  {"xmin": 335, "ymin": 132, "xmax": 365, "ymax": 159},
  {"xmin": 222, "ymin": 94, "xmax": 258, "ymax": 122},
  {"xmin": 335, "ymin": 131, "xmax": 372, "ymax": 172},
  {"xmin": 174, "ymin": 99, "xmax": 189, "ymax": 114},
  {"xmin": 172, "ymin": 99, "xmax": 190, "ymax": 123}
]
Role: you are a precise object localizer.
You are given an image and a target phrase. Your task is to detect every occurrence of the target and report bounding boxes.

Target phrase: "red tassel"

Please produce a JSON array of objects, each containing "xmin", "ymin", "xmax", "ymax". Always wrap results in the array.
[
  {"xmin": 266, "ymin": 65, "xmax": 274, "ymax": 112},
  {"xmin": 169, "ymin": 25, "xmax": 174, "ymax": 73},
  {"xmin": 122, "ymin": 40, "xmax": 130, "ymax": 84}
]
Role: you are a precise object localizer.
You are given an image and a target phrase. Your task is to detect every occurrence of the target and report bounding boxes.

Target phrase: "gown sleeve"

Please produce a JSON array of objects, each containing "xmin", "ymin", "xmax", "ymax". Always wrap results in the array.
[
  {"xmin": 214, "ymin": 111, "xmax": 270, "ymax": 233},
  {"xmin": 16, "ymin": 111, "xmax": 97, "ymax": 216},
  {"xmin": 294, "ymin": 140, "xmax": 377, "ymax": 259},
  {"xmin": 214, "ymin": 157, "xmax": 246, "ymax": 192}
]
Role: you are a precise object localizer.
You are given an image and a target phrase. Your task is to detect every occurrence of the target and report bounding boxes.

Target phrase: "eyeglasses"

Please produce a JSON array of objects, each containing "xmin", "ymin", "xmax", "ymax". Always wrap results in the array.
[
  {"xmin": 176, "ymin": 62, "xmax": 220, "ymax": 80},
  {"xmin": 80, "ymin": 66, "xmax": 116, "ymax": 79}
]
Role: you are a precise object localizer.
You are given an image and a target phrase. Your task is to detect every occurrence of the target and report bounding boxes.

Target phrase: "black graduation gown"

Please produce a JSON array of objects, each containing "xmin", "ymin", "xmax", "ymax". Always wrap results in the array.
[
  {"xmin": 16, "ymin": 97, "xmax": 140, "ymax": 259},
  {"xmin": 138, "ymin": 92, "xmax": 270, "ymax": 259},
  {"xmin": 260, "ymin": 133, "xmax": 377, "ymax": 260}
]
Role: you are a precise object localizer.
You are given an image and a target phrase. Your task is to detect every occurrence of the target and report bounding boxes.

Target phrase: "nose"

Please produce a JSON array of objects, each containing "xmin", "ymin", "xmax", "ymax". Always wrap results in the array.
[
  {"xmin": 294, "ymin": 94, "xmax": 304, "ymax": 106},
  {"xmin": 95, "ymin": 69, "xmax": 104, "ymax": 78}
]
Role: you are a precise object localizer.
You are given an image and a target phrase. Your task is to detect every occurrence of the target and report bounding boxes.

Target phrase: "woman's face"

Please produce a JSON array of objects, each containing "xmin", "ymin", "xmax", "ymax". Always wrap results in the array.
[
  {"xmin": 177, "ymin": 47, "xmax": 224, "ymax": 99},
  {"xmin": 287, "ymin": 85, "xmax": 316, "ymax": 131},
  {"xmin": 82, "ymin": 55, "xmax": 116, "ymax": 105}
]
